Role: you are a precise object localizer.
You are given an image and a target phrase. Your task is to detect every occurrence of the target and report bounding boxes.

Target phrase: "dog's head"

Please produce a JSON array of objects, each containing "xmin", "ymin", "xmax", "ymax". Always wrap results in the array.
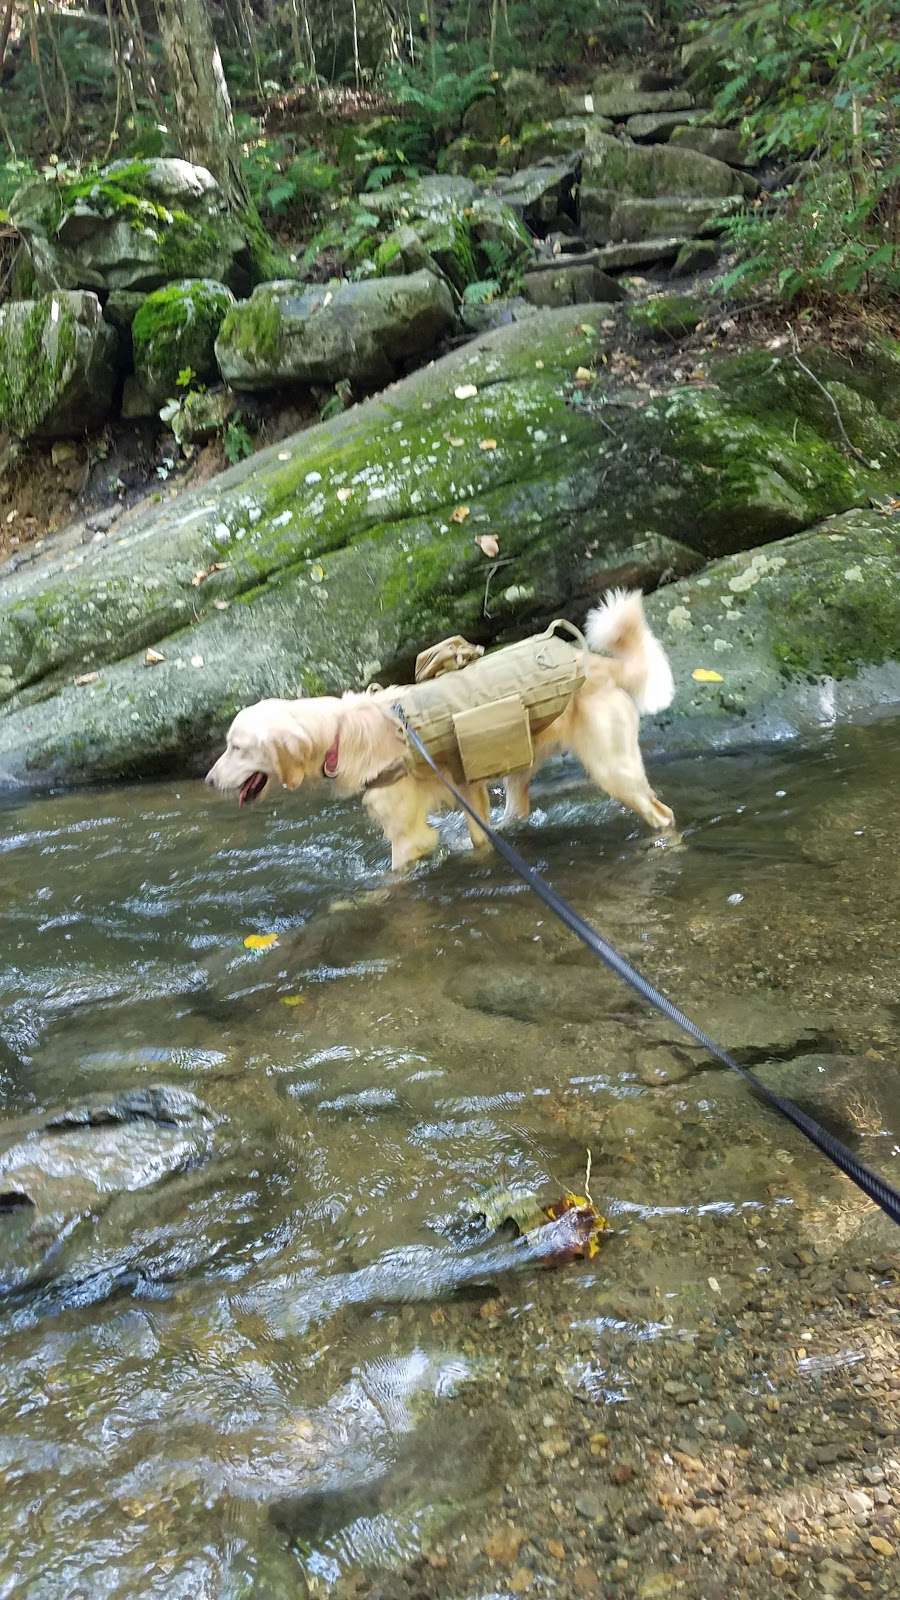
[{"xmin": 205, "ymin": 697, "xmax": 342, "ymax": 805}]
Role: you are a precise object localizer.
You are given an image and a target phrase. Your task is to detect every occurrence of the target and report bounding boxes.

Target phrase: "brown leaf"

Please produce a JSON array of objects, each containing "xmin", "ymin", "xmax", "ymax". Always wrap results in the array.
[
  {"xmin": 73, "ymin": 671, "xmax": 100, "ymax": 687},
  {"xmin": 191, "ymin": 561, "xmax": 227, "ymax": 587},
  {"xmin": 144, "ymin": 648, "xmax": 165, "ymax": 666},
  {"xmin": 477, "ymin": 534, "xmax": 500, "ymax": 558},
  {"xmin": 479, "ymin": 437, "xmax": 498, "ymax": 451},
  {"xmin": 450, "ymin": 505, "xmax": 470, "ymax": 524}
]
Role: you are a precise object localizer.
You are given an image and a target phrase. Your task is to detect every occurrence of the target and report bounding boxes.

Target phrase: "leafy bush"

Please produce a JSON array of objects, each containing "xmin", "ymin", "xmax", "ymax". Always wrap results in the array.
[
  {"xmin": 385, "ymin": 63, "xmax": 494, "ymax": 149},
  {"xmin": 239, "ymin": 127, "xmax": 340, "ymax": 222},
  {"xmin": 713, "ymin": 0, "xmax": 899, "ymax": 303}
]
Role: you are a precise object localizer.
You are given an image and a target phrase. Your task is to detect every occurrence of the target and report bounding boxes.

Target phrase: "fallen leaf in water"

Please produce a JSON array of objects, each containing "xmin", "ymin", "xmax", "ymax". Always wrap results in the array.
[
  {"xmin": 310, "ymin": 563, "xmax": 325, "ymax": 581},
  {"xmin": 73, "ymin": 671, "xmax": 100, "ymax": 687},
  {"xmin": 454, "ymin": 383, "xmax": 478, "ymax": 400},
  {"xmin": 280, "ymin": 994, "xmax": 306, "ymax": 1007},
  {"xmin": 691, "ymin": 667, "xmax": 724, "ymax": 683},
  {"xmin": 477, "ymin": 534, "xmax": 500, "ymax": 557},
  {"xmin": 574, "ymin": 366, "xmax": 594, "ymax": 382},
  {"xmin": 447, "ymin": 435, "xmax": 464, "ymax": 447},
  {"xmin": 479, "ymin": 437, "xmax": 498, "ymax": 451},
  {"xmin": 451, "ymin": 505, "xmax": 470, "ymax": 524},
  {"xmin": 336, "ymin": 486, "xmax": 353, "ymax": 503},
  {"xmin": 144, "ymin": 648, "xmax": 165, "ymax": 665},
  {"xmin": 540, "ymin": 1191, "xmax": 608, "ymax": 1262},
  {"xmin": 244, "ymin": 932, "xmax": 279, "ymax": 950}
]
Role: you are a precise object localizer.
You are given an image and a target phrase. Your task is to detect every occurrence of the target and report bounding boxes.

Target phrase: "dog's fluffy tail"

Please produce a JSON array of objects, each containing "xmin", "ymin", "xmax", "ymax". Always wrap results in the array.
[{"xmin": 584, "ymin": 588, "xmax": 675, "ymax": 714}]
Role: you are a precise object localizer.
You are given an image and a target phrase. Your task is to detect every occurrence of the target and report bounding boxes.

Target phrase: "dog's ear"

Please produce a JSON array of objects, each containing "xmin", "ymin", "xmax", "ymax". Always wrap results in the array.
[{"xmin": 263, "ymin": 724, "xmax": 313, "ymax": 790}]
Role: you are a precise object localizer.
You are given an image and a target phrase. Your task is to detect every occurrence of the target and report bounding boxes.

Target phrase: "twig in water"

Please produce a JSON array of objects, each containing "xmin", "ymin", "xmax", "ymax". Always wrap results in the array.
[{"xmin": 787, "ymin": 325, "xmax": 870, "ymax": 466}]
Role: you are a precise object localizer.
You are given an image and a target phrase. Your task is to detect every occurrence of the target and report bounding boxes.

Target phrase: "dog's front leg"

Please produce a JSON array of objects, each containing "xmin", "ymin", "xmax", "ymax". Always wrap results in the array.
[{"xmin": 364, "ymin": 780, "xmax": 439, "ymax": 872}]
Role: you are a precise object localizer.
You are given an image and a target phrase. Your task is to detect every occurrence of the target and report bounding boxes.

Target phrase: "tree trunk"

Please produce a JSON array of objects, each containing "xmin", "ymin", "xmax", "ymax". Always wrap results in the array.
[{"xmin": 154, "ymin": 0, "xmax": 248, "ymax": 209}]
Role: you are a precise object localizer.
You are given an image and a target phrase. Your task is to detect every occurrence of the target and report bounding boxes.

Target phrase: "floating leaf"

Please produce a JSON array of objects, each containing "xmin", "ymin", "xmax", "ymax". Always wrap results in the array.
[
  {"xmin": 336, "ymin": 486, "xmax": 353, "ymax": 503},
  {"xmin": 477, "ymin": 534, "xmax": 500, "ymax": 558},
  {"xmin": 244, "ymin": 932, "xmax": 279, "ymax": 950},
  {"xmin": 574, "ymin": 366, "xmax": 594, "ymax": 382},
  {"xmin": 450, "ymin": 505, "xmax": 470, "ymax": 524},
  {"xmin": 310, "ymin": 563, "xmax": 325, "ymax": 582},
  {"xmin": 280, "ymin": 994, "xmax": 307, "ymax": 1007},
  {"xmin": 540, "ymin": 1191, "xmax": 609, "ymax": 1262},
  {"xmin": 144, "ymin": 648, "xmax": 165, "ymax": 666},
  {"xmin": 73, "ymin": 671, "xmax": 99, "ymax": 687},
  {"xmin": 479, "ymin": 437, "xmax": 498, "ymax": 451},
  {"xmin": 691, "ymin": 667, "xmax": 724, "ymax": 683},
  {"xmin": 447, "ymin": 435, "xmax": 464, "ymax": 447},
  {"xmin": 454, "ymin": 383, "xmax": 478, "ymax": 400}
]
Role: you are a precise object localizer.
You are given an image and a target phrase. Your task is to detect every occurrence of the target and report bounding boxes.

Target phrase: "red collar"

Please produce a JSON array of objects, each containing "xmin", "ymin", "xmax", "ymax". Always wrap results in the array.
[{"xmin": 322, "ymin": 732, "xmax": 340, "ymax": 778}]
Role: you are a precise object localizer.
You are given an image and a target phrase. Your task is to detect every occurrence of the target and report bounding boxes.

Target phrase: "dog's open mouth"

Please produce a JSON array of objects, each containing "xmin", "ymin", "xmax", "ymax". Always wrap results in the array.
[{"xmin": 238, "ymin": 771, "xmax": 268, "ymax": 807}]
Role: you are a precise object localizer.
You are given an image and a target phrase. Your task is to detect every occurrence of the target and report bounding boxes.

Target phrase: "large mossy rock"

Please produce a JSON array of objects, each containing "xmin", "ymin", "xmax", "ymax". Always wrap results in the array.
[
  {"xmin": 0, "ymin": 290, "xmax": 118, "ymax": 438},
  {"xmin": 0, "ymin": 312, "xmax": 898, "ymax": 785},
  {"xmin": 132, "ymin": 278, "xmax": 235, "ymax": 403},
  {"xmin": 581, "ymin": 132, "xmax": 748, "ymax": 243},
  {"xmin": 10, "ymin": 158, "xmax": 251, "ymax": 294},
  {"xmin": 644, "ymin": 508, "xmax": 900, "ymax": 755},
  {"xmin": 215, "ymin": 270, "xmax": 456, "ymax": 391}
]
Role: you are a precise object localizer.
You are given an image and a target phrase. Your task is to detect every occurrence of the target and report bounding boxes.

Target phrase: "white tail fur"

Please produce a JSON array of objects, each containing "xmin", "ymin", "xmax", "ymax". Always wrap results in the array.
[{"xmin": 584, "ymin": 588, "xmax": 675, "ymax": 714}]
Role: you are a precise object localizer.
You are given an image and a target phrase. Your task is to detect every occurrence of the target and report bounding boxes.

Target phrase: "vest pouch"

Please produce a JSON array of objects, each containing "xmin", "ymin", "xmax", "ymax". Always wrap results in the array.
[{"xmin": 453, "ymin": 695, "xmax": 534, "ymax": 784}]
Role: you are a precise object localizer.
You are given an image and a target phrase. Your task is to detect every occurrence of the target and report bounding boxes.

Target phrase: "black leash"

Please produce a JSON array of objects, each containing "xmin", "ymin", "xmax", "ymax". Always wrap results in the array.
[{"xmin": 396, "ymin": 715, "xmax": 900, "ymax": 1228}]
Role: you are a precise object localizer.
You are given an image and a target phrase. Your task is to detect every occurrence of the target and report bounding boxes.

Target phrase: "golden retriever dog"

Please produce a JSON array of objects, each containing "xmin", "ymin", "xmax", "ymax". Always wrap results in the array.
[{"xmin": 205, "ymin": 589, "xmax": 675, "ymax": 871}]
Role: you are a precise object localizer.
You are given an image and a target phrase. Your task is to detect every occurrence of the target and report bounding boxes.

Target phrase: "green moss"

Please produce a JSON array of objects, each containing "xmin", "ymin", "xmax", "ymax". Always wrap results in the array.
[
  {"xmin": 627, "ymin": 295, "xmax": 706, "ymax": 339},
  {"xmin": 770, "ymin": 543, "xmax": 899, "ymax": 681},
  {"xmin": 132, "ymin": 279, "xmax": 233, "ymax": 399},
  {"xmin": 217, "ymin": 288, "xmax": 283, "ymax": 369},
  {"xmin": 0, "ymin": 294, "xmax": 78, "ymax": 436}
]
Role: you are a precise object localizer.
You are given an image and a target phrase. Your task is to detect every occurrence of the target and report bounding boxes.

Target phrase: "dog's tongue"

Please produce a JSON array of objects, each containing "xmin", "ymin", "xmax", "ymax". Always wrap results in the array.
[{"xmin": 238, "ymin": 772, "xmax": 266, "ymax": 807}]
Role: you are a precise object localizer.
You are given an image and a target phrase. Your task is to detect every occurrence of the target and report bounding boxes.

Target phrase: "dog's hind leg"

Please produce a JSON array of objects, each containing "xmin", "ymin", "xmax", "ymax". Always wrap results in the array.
[
  {"xmin": 461, "ymin": 782, "xmax": 493, "ymax": 851},
  {"xmin": 570, "ymin": 696, "xmax": 675, "ymax": 832},
  {"xmin": 501, "ymin": 770, "xmax": 532, "ymax": 825},
  {"xmin": 364, "ymin": 779, "xmax": 440, "ymax": 871}
]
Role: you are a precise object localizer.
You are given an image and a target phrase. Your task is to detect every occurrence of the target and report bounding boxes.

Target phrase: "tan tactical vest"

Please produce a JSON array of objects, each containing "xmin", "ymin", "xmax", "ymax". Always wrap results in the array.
[{"xmin": 373, "ymin": 620, "xmax": 586, "ymax": 785}]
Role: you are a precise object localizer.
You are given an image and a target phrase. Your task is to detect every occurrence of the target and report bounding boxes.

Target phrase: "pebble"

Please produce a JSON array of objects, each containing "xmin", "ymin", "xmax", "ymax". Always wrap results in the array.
[
  {"xmin": 868, "ymin": 1535, "xmax": 895, "ymax": 1557},
  {"xmin": 574, "ymin": 1492, "xmax": 606, "ymax": 1520}
]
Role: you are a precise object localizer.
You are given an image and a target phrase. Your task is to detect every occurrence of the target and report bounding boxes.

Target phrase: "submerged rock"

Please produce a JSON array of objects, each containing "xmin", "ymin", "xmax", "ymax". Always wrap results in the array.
[
  {"xmin": 132, "ymin": 278, "xmax": 235, "ymax": 403},
  {"xmin": 0, "ymin": 1086, "xmax": 214, "ymax": 1293},
  {"xmin": 0, "ymin": 311, "xmax": 897, "ymax": 784},
  {"xmin": 0, "ymin": 290, "xmax": 119, "ymax": 438},
  {"xmin": 10, "ymin": 157, "xmax": 251, "ymax": 294},
  {"xmin": 215, "ymin": 270, "xmax": 456, "ymax": 391}
]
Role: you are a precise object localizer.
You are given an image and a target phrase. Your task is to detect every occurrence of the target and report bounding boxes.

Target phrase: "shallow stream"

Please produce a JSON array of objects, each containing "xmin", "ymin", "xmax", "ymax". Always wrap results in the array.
[{"xmin": 1, "ymin": 722, "xmax": 898, "ymax": 1599}]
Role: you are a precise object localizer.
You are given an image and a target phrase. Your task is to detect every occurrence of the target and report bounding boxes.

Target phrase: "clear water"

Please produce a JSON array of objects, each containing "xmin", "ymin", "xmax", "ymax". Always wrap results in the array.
[{"xmin": 1, "ymin": 722, "xmax": 898, "ymax": 1597}]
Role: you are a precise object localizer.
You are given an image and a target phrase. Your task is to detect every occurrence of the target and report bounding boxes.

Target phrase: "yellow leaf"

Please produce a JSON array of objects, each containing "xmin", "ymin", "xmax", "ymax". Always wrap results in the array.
[
  {"xmin": 479, "ymin": 437, "xmax": 498, "ymax": 451},
  {"xmin": 691, "ymin": 667, "xmax": 724, "ymax": 683},
  {"xmin": 499, "ymin": 134, "xmax": 510, "ymax": 146},
  {"xmin": 447, "ymin": 435, "xmax": 464, "ymax": 447},
  {"xmin": 451, "ymin": 505, "xmax": 470, "ymax": 524},
  {"xmin": 244, "ymin": 932, "xmax": 279, "ymax": 950},
  {"xmin": 280, "ymin": 994, "xmax": 306, "ymax": 1007},
  {"xmin": 310, "ymin": 563, "xmax": 325, "ymax": 582},
  {"xmin": 574, "ymin": 366, "xmax": 593, "ymax": 382}
]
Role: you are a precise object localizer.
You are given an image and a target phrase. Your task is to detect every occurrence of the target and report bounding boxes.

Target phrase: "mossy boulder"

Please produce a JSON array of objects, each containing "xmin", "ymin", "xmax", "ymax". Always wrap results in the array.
[
  {"xmin": 645, "ymin": 508, "xmax": 900, "ymax": 755},
  {"xmin": 625, "ymin": 110, "xmax": 706, "ymax": 142},
  {"xmin": 627, "ymin": 293, "xmax": 706, "ymax": 338},
  {"xmin": 360, "ymin": 179, "xmax": 533, "ymax": 294},
  {"xmin": 215, "ymin": 269, "xmax": 456, "ymax": 392},
  {"xmin": 608, "ymin": 194, "xmax": 740, "ymax": 242},
  {"xmin": 670, "ymin": 124, "xmax": 750, "ymax": 166},
  {"xmin": 0, "ymin": 316, "xmax": 898, "ymax": 784},
  {"xmin": 10, "ymin": 158, "xmax": 251, "ymax": 295},
  {"xmin": 590, "ymin": 72, "xmax": 694, "ymax": 120},
  {"xmin": 0, "ymin": 290, "xmax": 118, "ymax": 439},
  {"xmin": 132, "ymin": 279, "xmax": 235, "ymax": 403},
  {"xmin": 490, "ymin": 161, "xmax": 578, "ymax": 231},
  {"xmin": 581, "ymin": 132, "xmax": 748, "ymax": 244},
  {"xmin": 517, "ymin": 118, "xmax": 609, "ymax": 165},
  {"xmin": 462, "ymin": 71, "xmax": 564, "ymax": 143}
]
